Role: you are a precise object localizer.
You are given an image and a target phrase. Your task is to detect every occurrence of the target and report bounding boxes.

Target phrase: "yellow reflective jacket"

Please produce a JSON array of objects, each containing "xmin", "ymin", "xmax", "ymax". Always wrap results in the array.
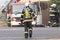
[{"xmin": 21, "ymin": 6, "xmax": 35, "ymax": 22}]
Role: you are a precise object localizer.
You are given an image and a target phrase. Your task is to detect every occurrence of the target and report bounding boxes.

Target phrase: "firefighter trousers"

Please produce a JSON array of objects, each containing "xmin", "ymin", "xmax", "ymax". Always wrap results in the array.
[
  {"xmin": 48, "ymin": 16, "xmax": 57, "ymax": 26},
  {"xmin": 24, "ymin": 22, "xmax": 32, "ymax": 38}
]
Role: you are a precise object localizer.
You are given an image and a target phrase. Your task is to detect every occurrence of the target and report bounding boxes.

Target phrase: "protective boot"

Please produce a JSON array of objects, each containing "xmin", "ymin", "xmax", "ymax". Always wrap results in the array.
[{"xmin": 24, "ymin": 32, "xmax": 28, "ymax": 39}]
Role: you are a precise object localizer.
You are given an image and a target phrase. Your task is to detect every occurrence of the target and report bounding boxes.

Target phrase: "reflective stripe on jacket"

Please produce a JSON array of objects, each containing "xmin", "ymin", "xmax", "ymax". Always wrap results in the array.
[{"xmin": 49, "ymin": 14, "xmax": 55, "ymax": 16}]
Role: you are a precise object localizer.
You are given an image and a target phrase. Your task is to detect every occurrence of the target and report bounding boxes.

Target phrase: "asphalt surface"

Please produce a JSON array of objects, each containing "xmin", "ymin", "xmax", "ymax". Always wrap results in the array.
[{"xmin": 0, "ymin": 27, "xmax": 60, "ymax": 40}]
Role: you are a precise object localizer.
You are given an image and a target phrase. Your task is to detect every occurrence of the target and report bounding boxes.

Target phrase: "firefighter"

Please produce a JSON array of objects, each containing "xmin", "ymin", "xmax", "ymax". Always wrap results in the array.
[
  {"xmin": 48, "ymin": 3, "xmax": 59, "ymax": 27},
  {"xmin": 21, "ymin": 3, "xmax": 36, "ymax": 38}
]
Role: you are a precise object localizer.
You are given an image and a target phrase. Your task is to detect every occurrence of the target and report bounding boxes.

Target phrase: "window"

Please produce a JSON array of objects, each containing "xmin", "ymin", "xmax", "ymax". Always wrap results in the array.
[{"xmin": 12, "ymin": 4, "xmax": 35, "ymax": 13}]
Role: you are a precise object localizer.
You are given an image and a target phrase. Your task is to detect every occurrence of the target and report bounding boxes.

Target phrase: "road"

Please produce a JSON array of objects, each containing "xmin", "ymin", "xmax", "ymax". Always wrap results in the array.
[{"xmin": 0, "ymin": 27, "xmax": 60, "ymax": 40}]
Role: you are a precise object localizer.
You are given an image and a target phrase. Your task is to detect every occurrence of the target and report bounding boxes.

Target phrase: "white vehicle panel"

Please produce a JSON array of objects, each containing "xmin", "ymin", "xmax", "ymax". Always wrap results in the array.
[{"xmin": 11, "ymin": 21, "xmax": 21, "ymax": 25}]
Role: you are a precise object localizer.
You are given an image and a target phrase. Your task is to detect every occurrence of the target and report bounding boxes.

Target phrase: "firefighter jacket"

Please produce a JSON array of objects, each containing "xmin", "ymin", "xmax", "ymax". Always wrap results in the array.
[
  {"xmin": 49, "ymin": 7, "xmax": 58, "ymax": 17},
  {"xmin": 21, "ymin": 6, "xmax": 36, "ymax": 23}
]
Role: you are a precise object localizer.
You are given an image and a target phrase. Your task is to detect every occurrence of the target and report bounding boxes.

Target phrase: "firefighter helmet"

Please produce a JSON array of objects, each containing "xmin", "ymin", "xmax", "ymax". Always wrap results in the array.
[
  {"xmin": 25, "ymin": 3, "xmax": 29, "ymax": 7},
  {"xmin": 51, "ymin": 4, "xmax": 56, "ymax": 7}
]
